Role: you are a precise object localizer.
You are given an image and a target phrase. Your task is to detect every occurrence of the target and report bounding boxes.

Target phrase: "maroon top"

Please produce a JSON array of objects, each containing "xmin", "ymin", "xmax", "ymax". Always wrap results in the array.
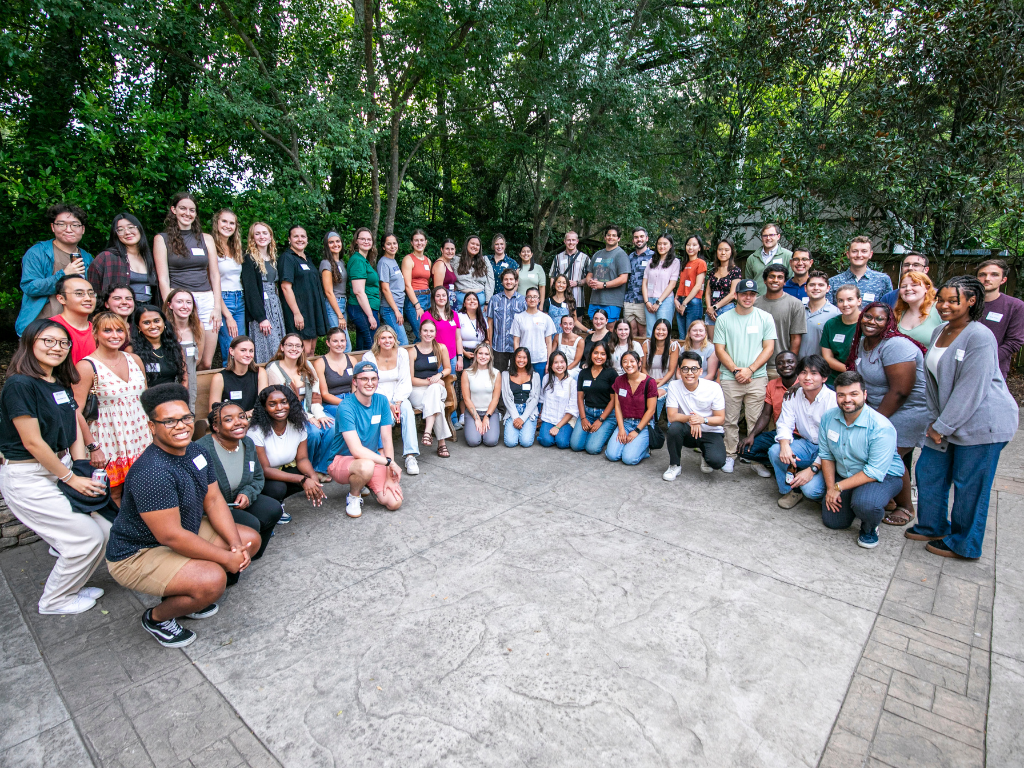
[{"xmin": 613, "ymin": 374, "xmax": 658, "ymax": 420}]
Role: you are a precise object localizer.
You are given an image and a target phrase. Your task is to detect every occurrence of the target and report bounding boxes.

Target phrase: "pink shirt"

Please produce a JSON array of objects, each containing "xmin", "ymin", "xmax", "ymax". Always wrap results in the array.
[{"xmin": 422, "ymin": 311, "xmax": 461, "ymax": 361}]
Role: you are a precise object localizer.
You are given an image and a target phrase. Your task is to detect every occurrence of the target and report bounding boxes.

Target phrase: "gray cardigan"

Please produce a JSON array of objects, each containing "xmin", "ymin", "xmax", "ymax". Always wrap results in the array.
[
  {"xmin": 197, "ymin": 434, "xmax": 266, "ymax": 504},
  {"xmin": 451, "ymin": 255, "xmax": 496, "ymax": 304},
  {"xmin": 925, "ymin": 323, "xmax": 1019, "ymax": 445},
  {"xmin": 501, "ymin": 371, "xmax": 542, "ymax": 422}
]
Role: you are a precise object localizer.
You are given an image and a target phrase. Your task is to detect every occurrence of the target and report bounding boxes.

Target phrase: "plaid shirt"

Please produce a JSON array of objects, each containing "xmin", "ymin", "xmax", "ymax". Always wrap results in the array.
[
  {"xmin": 827, "ymin": 267, "xmax": 893, "ymax": 308},
  {"xmin": 86, "ymin": 249, "xmax": 131, "ymax": 295},
  {"xmin": 486, "ymin": 291, "xmax": 527, "ymax": 352}
]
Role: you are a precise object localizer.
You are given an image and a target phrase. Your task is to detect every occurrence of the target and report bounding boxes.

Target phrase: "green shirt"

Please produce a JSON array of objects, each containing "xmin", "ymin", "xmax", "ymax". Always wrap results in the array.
[
  {"xmin": 821, "ymin": 315, "xmax": 858, "ymax": 385},
  {"xmin": 897, "ymin": 310, "xmax": 943, "ymax": 347},
  {"xmin": 744, "ymin": 247, "xmax": 793, "ymax": 294},
  {"xmin": 713, "ymin": 307, "xmax": 777, "ymax": 380},
  {"xmin": 347, "ymin": 253, "xmax": 381, "ymax": 310}
]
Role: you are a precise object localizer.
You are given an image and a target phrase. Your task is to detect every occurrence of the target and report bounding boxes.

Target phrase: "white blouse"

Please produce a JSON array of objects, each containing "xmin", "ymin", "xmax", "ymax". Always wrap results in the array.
[
  {"xmin": 218, "ymin": 256, "xmax": 244, "ymax": 292},
  {"xmin": 362, "ymin": 348, "xmax": 412, "ymax": 403},
  {"xmin": 539, "ymin": 374, "xmax": 579, "ymax": 424}
]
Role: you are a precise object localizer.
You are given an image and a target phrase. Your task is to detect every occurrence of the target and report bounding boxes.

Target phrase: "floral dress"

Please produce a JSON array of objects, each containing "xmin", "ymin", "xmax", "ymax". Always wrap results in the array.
[{"xmin": 84, "ymin": 353, "xmax": 152, "ymax": 486}]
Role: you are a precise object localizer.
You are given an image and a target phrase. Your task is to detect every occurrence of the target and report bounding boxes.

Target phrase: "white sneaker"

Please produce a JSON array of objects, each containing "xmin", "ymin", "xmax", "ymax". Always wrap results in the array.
[
  {"xmin": 40, "ymin": 595, "xmax": 96, "ymax": 615},
  {"xmin": 662, "ymin": 465, "xmax": 682, "ymax": 481},
  {"xmin": 346, "ymin": 495, "xmax": 363, "ymax": 518},
  {"xmin": 77, "ymin": 587, "xmax": 105, "ymax": 600},
  {"xmin": 48, "ymin": 547, "xmax": 59, "ymax": 557},
  {"xmin": 722, "ymin": 457, "xmax": 735, "ymax": 473},
  {"xmin": 700, "ymin": 457, "xmax": 714, "ymax": 474},
  {"xmin": 753, "ymin": 463, "xmax": 773, "ymax": 478},
  {"xmin": 405, "ymin": 455, "xmax": 419, "ymax": 475}
]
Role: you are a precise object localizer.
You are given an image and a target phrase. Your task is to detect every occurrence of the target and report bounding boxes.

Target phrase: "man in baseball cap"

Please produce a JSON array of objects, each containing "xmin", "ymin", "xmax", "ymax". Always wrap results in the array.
[{"xmin": 712, "ymin": 277, "xmax": 778, "ymax": 473}]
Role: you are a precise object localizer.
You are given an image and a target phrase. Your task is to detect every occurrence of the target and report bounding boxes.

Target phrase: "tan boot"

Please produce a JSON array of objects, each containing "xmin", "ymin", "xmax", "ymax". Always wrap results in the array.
[{"xmin": 778, "ymin": 490, "xmax": 805, "ymax": 509}]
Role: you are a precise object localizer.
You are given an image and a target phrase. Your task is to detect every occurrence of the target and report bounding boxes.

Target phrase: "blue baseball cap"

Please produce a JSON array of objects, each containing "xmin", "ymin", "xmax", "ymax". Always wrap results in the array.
[{"xmin": 352, "ymin": 360, "xmax": 378, "ymax": 377}]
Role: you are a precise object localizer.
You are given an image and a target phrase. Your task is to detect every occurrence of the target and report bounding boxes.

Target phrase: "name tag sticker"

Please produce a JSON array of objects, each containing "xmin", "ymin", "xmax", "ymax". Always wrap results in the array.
[
  {"xmin": 827, "ymin": 429, "xmax": 840, "ymax": 443},
  {"xmin": 186, "ymin": 347, "xmax": 195, "ymax": 357},
  {"xmin": 263, "ymin": 292, "xmax": 268, "ymax": 300},
  {"xmin": 713, "ymin": 291, "xmax": 722, "ymax": 298},
  {"xmin": 856, "ymin": 358, "xmax": 862, "ymax": 366},
  {"xmin": 229, "ymin": 391, "xmax": 242, "ymax": 400},
  {"xmin": 641, "ymin": 261, "xmax": 650, "ymax": 268},
  {"xmin": 582, "ymin": 380, "xmax": 592, "ymax": 387},
  {"xmin": 802, "ymin": 296, "xmax": 809, "ymax": 305},
  {"xmin": 52, "ymin": 390, "xmax": 70, "ymax": 405},
  {"xmin": 450, "ymin": 320, "xmax": 457, "ymax": 326},
  {"xmin": 863, "ymin": 293, "xmax": 875, "ymax": 302},
  {"xmin": 146, "ymin": 363, "xmax": 160, "ymax": 373},
  {"xmin": 140, "ymin": 285, "xmax": 151, "ymax": 296},
  {"xmin": 956, "ymin": 349, "xmax": 966, "ymax": 361},
  {"xmin": 249, "ymin": 461, "xmax": 255, "ymax": 472},
  {"xmin": 370, "ymin": 414, "xmax": 382, "ymax": 424},
  {"xmin": 684, "ymin": 280, "xmax": 691, "ymax": 287},
  {"xmin": 193, "ymin": 454, "xmax": 208, "ymax": 470},
  {"xmin": 298, "ymin": 387, "xmax": 305, "ymax": 395},
  {"xmin": 987, "ymin": 311, "xmax": 1004, "ymax": 322},
  {"xmin": 346, "ymin": 368, "xmax": 353, "ymax": 375},
  {"xmin": 746, "ymin": 326, "xmax": 759, "ymax": 334},
  {"xmin": 833, "ymin": 334, "xmax": 846, "ymax": 343},
  {"xmin": 427, "ymin": 356, "xmax": 437, "ymax": 363},
  {"xmin": 773, "ymin": 258, "xmax": 783, "ymax": 264},
  {"xmin": 191, "ymin": 248, "xmax": 205, "ymax": 256},
  {"xmin": 618, "ymin": 388, "xmax": 628, "ymax": 396},
  {"xmin": 299, "ymin": 263, "xmax": 310, "ymax": 271},
  {"xmin": 522, "ymin": 383, "xmax": 531, "ymax": 391}
]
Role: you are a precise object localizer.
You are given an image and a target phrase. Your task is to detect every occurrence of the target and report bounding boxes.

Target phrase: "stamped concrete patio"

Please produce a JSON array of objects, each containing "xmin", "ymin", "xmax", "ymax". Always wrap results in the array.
[{"xmin": 2, "ymin": 421, "xmax": 1023, "ymax": 767}]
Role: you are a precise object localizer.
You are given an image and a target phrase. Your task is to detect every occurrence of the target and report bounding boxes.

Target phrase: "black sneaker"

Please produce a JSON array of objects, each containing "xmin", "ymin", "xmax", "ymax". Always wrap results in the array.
[
  {"xmin": 184, "ymin": 603, "xmax": 219, "ymax": 620},
  {"xmin": 142, "ymin": 609, "xmax": 196, "ymax": 648}
]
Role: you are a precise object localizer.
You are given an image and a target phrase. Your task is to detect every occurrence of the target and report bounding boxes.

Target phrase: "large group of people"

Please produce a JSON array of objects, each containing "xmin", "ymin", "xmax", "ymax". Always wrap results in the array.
[{"xmin": 2, "ymin": 204, "xmax": 1021, "ymax": 648}]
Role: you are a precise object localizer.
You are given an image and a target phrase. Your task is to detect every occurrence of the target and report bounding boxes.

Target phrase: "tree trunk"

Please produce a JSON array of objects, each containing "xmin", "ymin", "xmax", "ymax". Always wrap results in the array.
[{"xmin": 363, "ymin": 0, "xmax": 380, "ymax": 239}]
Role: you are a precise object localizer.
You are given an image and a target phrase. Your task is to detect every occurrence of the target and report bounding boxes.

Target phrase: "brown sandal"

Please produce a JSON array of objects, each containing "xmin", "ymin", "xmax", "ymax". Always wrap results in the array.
[
  {"xmin": 883, "ymin": 506, "xmax": 914, "ymax": 526},
  {"xmin": 436, "ymin": 442, "xmax": 450, "ymax": 458},
  {"xmin": 422, "ymin": 433, "xmax": 433, "ymax": 447}
]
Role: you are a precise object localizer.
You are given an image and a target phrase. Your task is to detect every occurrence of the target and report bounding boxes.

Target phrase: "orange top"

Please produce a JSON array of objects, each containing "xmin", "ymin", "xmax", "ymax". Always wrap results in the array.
[
  {"xmin": 676, "ymin": 257, "xmax": 707, "ymax": 297},
  {"xmin": 408, "ymin": 253, "xmax": 431, "ymax": 290}
]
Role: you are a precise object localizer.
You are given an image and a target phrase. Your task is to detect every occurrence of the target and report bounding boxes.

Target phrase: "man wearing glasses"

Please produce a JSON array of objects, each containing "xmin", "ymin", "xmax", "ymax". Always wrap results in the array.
[
  {"xmin": 662, "ymin": 350, "xmax": 727, "ymax": 479},
  {"xmin": 106, "ymin": 384, "xmax": 259, "ymax": 648},
  {"xmin": 326, "ymin": 360, "xmax": 404, "ymax": 518},
  {"xmin": 880, "ymin": 252, "xmax": 929, "ymax": 308},
  {"xmin": 744, "ymin": 223, "xmax": 793, "ymax": 295},
  {"xmin": 16, "ymin": 203, "xmax": 93, "ymax": 336},
  {"xmin": 51, "ymin": 276, "xmax": 97, "ymax": 365}
]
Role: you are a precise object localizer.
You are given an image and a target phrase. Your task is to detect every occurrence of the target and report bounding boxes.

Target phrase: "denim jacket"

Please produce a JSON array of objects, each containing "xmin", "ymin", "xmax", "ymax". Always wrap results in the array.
[{"xmin": 17, "ymin": 240, "xmax": 93, "ymax": 336}]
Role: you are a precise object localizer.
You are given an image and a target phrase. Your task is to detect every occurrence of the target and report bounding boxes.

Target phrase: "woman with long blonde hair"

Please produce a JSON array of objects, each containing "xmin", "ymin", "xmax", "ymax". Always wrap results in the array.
[
  {"xmin": 240, "ymin": 221, "xmax": 285, "ymax": 363},
  {"xmin": 163, "ymin": 289, "xmax": 205, "ymax": 410},
  {"xmin": 213, "ymin": 209, "xmax": 246, "ymax": 363},
  {"xmin": 361, "ymin": 325, "xmax": 421, "ymax": 475},
  {"xmin": 461, "ymin": 342, "xmax": 501, "ymax": 447}
]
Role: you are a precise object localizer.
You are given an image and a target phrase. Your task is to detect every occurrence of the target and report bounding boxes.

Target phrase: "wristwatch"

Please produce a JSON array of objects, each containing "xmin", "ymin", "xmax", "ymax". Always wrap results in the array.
[
  {"xmin": 811, "ymin": 464, "xmax": 820, "ymax": 474},
  {"xmin": 703, "ymin": 417, "xmax": 709, "ymax": 425},
  {"xmin": 86, "ymin": 443, "xmax": 100, "ymax": 452},
  {"xmin": 385, "ymin": 457, "xmax": 392, "ymax": 467}
]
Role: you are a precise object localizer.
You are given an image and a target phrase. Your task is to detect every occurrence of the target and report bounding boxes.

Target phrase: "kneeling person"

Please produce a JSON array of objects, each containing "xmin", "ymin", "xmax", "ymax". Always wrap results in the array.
[
  {"xmin": 818, "ymin": 372, "xmax": 905, "ymax": 549},
  {"xmin": 106, "ymin": 384, "xmax": 260, "ymax": 648},
  {"xmin": 663, "ymin": 351, "xmax": 727, "ymax": 478},
  {"xmin": 327, "ymin": 361, "xmax": 404, "ymax": 517}
]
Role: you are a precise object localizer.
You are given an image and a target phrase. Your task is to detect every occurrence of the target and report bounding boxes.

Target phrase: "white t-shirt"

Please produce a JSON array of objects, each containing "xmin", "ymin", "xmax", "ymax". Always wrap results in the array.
[
  {"xmin": 247, "ymin": 422, "xmax": 307, "ymax": 468},
  {"xmin": 218, "ymin": 256, "xmax": 244, "ymax": 292},
  {"xmin": 458, "ymin": 312, "xmax": 488, "ymax": 352},
  {"xmin": 665, "ymin": 378, "xmax": 725, "ymax": 433},
  {"xmin": 510, "ymin": 311, "xmax": 557, "ymax": 366}
]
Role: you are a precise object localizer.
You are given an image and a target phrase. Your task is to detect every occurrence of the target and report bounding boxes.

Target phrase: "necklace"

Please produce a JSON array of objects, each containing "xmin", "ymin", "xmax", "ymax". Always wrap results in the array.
[
  {"xmin": 152, "ymin": 347, "xmax": 165, "ymax": 359},
  {"xmin": 213, "ymin": 435, "xmax": 240, "ymax": 453}
]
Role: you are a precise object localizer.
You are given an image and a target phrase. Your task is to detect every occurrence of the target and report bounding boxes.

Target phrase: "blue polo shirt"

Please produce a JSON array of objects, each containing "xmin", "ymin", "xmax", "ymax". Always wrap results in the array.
[
  {"xmin": 816, "ymin": 405, "xmax": 904, "ymax": 482},
  {"xmin": 783, "ymin": 278, "xmax": 808, "ymax": 303},
  {"xmin": 334, "ymin": 392, "xmax": 393, "ymax": 456}
]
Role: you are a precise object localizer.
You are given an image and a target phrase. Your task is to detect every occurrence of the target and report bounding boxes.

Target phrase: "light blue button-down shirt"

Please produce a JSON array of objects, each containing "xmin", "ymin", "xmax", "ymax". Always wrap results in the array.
[
  {"xmin": 817, "ymin": 405, "xmax": 904, "ymax": 482},
  {"xmin": 826, "ymin": 267, "xmax": 893, "ymax": 308}
]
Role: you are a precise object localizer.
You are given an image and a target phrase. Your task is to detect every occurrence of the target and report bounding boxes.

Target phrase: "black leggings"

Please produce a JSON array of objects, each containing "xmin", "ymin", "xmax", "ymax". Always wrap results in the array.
[
  {"xmin": 262, "ymin": 466, "xmax": 306, "ymax": 506},
  {"xmin": 230, "ymin": 494, "xmax": 283, "ymax": 560},
  {"xmin": 667, "ymin": 422, "xmax": 727, "ymax": 469}
]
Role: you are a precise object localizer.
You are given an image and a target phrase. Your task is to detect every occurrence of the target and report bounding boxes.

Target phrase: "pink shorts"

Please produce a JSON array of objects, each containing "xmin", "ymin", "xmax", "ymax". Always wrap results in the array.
[{"xmin": 328, "ymin": 455, "xmax": 403, "ymax": 509}]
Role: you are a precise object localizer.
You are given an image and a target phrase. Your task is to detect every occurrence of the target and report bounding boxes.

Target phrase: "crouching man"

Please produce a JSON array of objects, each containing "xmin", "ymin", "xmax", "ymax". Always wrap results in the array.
[
  {"xmin": 105, "ymin": 384, "xmax": 259, "ymax": 648},
  {"xmin": 327, "ymin": 360, "xmax": 404, "ymax": 517}
]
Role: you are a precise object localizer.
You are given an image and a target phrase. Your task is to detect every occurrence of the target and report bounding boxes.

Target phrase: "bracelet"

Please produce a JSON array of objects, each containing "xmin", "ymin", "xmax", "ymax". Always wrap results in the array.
[{"xmin": 59, "ymin": 470, "xmax": 74, "ymax": 483}]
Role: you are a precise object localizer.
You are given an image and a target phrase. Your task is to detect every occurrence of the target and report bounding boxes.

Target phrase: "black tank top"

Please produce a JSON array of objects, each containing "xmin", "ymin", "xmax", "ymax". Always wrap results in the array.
[
  {"xmin": 220, "ymin": 368, "xmax": 258, "ymax": 412},
  {"xmin": 413, "ymin": 347, "xmax": 441, "ymax": 379},
  {"xmin": 144, "ymin": 348, "xmax": 179, "ymax": 387},
  {"xmin": 322, "ymin": 354, "xmax": 353, "ymax": 397}
]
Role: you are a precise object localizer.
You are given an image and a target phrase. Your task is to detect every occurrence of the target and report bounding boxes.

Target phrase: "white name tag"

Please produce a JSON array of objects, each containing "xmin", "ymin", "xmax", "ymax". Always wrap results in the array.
[
  {"xmin": 298, "ymin": 386, "xmax": 305, "ymax": 395},
  {"xmin": 145, "ymin": 363, "xmax": 160, "ymax": 373},
  {"xmin": 522, "ymin": 383, "xmax": 531, "ymax": 391},
  {"xmin": 746, "ymin": 326, "xmax": 759, "ymax": 334},
  {"xmin": 582, "ymin": 380, "xmax": 592, "ymax": 387},
  {"xmin": 956, "ymin": 349, "xmax": 966, "ymax": 361},
  {"xmin": 53, "ymin": 390, "xmax": 70, "ymax": 405},
  {"xmin": 191, "ymin": 248, "xmax": 205, "ymax": 256},
  {"xmin": 618, "ymin": 388, "xmax": 628, "ymax": 396},
  {"xmin": 249, "ymin": 461, "xmax": 255, "ymax": 472},
  {"xmin": 299, "ymin": 263, "xmax": 310, "ymax": 271},
  {"xmin": 346, "ymin": 368, "xmax": 353, "ymax": 375},
  {"xmin": 193, "ymin": 454, "xmax": 208, "ymax": 470},
  {"xmin": 684, "ymin": 280, "xmax": 691, "ymax": 287},
  {"xmin": 229, "ymin": 391, "xmax": 242, "ymax": 400},
  {"xmin": 641, "ymin": 261, "xmax": 650, "ymax": 268},
  {"xmin": 987, "ymin": 311, "xmax": 1004, "ymax": 322},
  {"xmin": 713, "ymin": 291, "xmax": 722, "ymax": 298},
  {"xmin": 802, "ymin": 296, "xmax": 809, "ymax": 305},
  {"xmin": 832, "ymin": 334, "xmax": 846, "ymax": 343},
  {"xmin": 370, "ymin": 414, "xmax": 382, "ymax": 424},
  {"xmin": 864, "ymin": 293, "xmax": 875, "ymax": 302},
  {"xmin": 827, "ymin": 429, "xmax": 840, "ymax": 443},
  {"xmin": 186, "ymin": 347, "xmax": 195, "ymax": 357},
  {"xmin": 856, "ymin": 358, "xmax": 862, "ymax": 366},
  {"xmin": 140, "ymin": 285, "xmax": 151, "ymax": 296},
  {"xmin": 450, "ymin": 320, "xmax": 457, "ymax": 326},
  {"xmin": 773, "ymin": 258, "xmax": 783, "ymax": 264},
  {"xmin": 263, "ymin": 292, "xmax": 268, "ymax": 300},
  {"xmin": 427, "ymin": 356, "xmax": 437, "ymax": 363}
]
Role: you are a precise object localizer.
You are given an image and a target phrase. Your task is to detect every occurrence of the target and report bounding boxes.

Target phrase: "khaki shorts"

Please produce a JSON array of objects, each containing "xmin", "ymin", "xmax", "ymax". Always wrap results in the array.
[
  {"xmin": 622, "ymin": 302, "xmax": 646, "ymax": 325},
  {"xmin": 107, "ymin": 518, "xmax": 225, "ymax": 597}
]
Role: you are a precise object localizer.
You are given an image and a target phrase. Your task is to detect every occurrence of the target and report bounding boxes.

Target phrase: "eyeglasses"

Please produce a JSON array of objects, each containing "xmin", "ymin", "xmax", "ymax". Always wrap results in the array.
[
  {"xmin": 67, "ymin": 290, "xmax": 97, "ymax": 299},
  {"xmin": 354, "ymin": 376, "xmax": 378, "ymax": 384},
  {"xmin": 38, "ymin": 337, "xmax": 72, "ymax": 349},
  {"xmin": 115, "ymin": 225, "xmax": 139, "ymax": 235},
  {"xmin": 679, "ymin": 366, "xmax": 702, "ymax": 373},
  {"xmin": 53, "ymin": 222, "xmax": 84, "ymax": 231},
  {"xmin": 151, "ymin": 414, "xmax": 196, "ymax": 428},
  {"xmin": 282, "ymin": 343, "xmax": 303, "ymax": 350}
]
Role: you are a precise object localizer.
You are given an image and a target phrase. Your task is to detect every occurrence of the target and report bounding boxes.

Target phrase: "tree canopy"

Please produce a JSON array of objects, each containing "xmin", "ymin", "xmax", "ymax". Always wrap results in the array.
[{"xmin": 2, "ymin": 0, "xmax": 1022, "ymax": 310}]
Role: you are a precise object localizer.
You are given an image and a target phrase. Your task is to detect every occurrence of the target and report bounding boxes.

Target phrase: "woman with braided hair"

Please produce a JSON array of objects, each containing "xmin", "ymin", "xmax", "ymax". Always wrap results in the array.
[
  {"xmin": 845, "ymin": 301, "xmax": 929, "ymax": 526},
  {"xmin": 905, "ymin": 276, "xmax": 1018, "ymax": 559}
]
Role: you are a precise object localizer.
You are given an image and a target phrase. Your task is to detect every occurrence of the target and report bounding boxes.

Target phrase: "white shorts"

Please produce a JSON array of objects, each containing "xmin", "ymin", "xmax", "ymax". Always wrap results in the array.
[{"xmin": 192, "ymin": 290, "xmax": 217, "ymax": 330}]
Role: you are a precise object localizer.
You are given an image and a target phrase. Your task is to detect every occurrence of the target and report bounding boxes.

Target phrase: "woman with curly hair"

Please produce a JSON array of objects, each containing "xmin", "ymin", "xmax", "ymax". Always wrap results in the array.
[
  {"xmin": 894, "ymin": 270, "xmax": 942, "ymax": 346},
  {"xmin": 240, "ymin": 221, "xmax": 286, "ymax": 363},
  {"xmin": 247, "ymin": 385, "xmax": 325, "ymax": 523},
  {"xmin": 280, "ymin": 225, "xmax": 329, "ymax": 357},
  {"xmin": 131, "ymin": 306, "xmax": 188, "ymax": 390}
]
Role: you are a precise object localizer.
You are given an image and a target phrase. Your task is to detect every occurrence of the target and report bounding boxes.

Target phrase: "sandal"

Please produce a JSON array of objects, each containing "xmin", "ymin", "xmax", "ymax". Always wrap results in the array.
[
  {"xmin": 883, "ymin": 506, "xmax": 914, "ymax": 526},
  {"xmin": 422, "ymin": 433, "xmax": 433, "ymax": 447},
  {"xmin": 436, "ymin": 443, "xmax": 450, "ymax": 458}
]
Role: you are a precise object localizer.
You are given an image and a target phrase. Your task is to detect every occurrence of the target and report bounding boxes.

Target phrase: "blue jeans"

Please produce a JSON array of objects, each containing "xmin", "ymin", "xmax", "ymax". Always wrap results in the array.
[
  {"xmin": 643, "ymin": 299, "xmax": 675, "ymax": 336},
  {"xmin": 455, "ymin": 291, "xmax": 485, "ymax": 312},
  {"xmin": 394, "ymin": 399, "xmax": 420, "ymax": 457},
  {"xmin": 503, "ymin": 404, "xmax": 537, "ymax": 447},
  {"xmin": 675, "ymin": 299, "xmax": 703, "ymax": 338},
  {"xmin": 533, "ymin": 362, "xmax": 547, "ymax": 380},
  {"xmin": 348, "ymin": 305, "xmax": 379, "ymax": 352},
  {"xmin": 325, "ymin": 297, "xmax": 347, "ymax": 330},
  {"xmin": 822, "ymin": 473, "xmax": 904, "ymax": 534},
  {"xmin": 415, "ymin": 289, "xmax": 432, "ymax": 311},
  {"xmin": 570, "ymin": 406, "xmax": 617, "ymax": 454},
  {"xmin": 656, "ymin": 394, "xmax": 666, "ymax": 421},
  {"xmin": 912, "ymin": 442, "xmax": 1006, "ymax": 559},
  {"xmin": 740, "ymin": 430, "xmax": 776, "ymax": 466},
  {"xmin": 589, "ymin": 304, "xmax": 622, "ymax": 321},
  {"xmin": 379, "ymin": 304, "xmax": 409, "ymax": 345},
  {"xmin": 605, "ymin": 417, "xmax": 650, "ymax": 465},
  {"xmin": 403, "ymin": 298, "xmax": 421, "ymax": 342},
  {"xmin": 307, "ymin": 419, "xmax": 337, "ymax": 474},
  {"xmin": 768, "ymin": 438, "xmax": 826, "ymax": 499},
  {"xmin": 218, "ymin": 290, "xmax": 246, "ymax": 362},
  {"xmin": 538, "ymin": 421, "xmax": 573, "ymax": 448},
  {"xmin": 707, "ymin": 302, "xmax": 735, "ymax": 324}
]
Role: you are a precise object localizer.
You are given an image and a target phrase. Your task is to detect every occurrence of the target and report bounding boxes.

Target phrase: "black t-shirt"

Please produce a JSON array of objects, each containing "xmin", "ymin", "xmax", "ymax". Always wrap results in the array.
[
  {"xmin": 0, "ymin": 375, "xmax": 78, "ymax": 461},
  {"xmin": 577, "ymin": 367, "xmax": 617, "ymax": 410},
  {"xmin": 106, "ymin": 442, "xmax": 217, "ymax": 561},
  {"xmin": 144, "ymin": 354, "xmax": 179, "ymax": 388}
]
